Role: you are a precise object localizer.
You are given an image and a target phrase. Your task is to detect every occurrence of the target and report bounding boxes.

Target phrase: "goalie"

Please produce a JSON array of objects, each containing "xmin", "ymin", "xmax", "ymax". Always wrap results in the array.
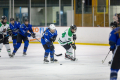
[{"xmin": 58, "ymin": 25, "xmax": 77, "ymax": 61}]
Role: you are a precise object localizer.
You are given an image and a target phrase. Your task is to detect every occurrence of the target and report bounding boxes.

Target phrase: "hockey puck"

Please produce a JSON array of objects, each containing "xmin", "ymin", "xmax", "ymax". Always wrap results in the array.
[{"xmin": 60, "ymin": 64, "xmax": 62, "ymax": 65}]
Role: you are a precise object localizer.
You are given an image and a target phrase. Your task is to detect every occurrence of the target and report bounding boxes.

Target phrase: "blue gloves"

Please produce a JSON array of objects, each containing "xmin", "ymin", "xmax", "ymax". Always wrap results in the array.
[
  {"xmin": 25, "ymin": 32, "xmax": 31, "ymax": 37},
  {"xmin": 110, "ymin": 45, "xmax": 115, "ymax": 51}
]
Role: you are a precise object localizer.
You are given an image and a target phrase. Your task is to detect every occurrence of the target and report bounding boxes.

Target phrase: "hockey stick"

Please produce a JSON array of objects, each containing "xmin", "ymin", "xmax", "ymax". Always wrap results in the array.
[
  {"xmin": 35, "ymin": 37, "xmax": 62, "ymax": 56},
  {"xmin": 74, "ymin": 40, "xmax": 76, "ymax": 58},
  {"xmin": 0, "ymin": 35, "xmax": 9, "ymax": 41},
  {"xmin": 102, "ymin": 50, "xmax": 110, "ymax": 64}
]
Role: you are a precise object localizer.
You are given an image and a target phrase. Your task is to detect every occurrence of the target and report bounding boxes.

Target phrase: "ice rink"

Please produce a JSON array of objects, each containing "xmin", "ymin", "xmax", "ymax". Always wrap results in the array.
[{"xmin": 0, "ymin": 43, "xmax": 116, "ymax": 80}]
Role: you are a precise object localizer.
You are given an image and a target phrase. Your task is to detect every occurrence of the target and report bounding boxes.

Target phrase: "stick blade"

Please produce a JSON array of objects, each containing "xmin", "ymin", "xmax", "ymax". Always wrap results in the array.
[
  {"xmin": 55, "ymin": 53, "xmax": 62, "ymax": 56},
  {"xmin": 102, "ymin": 60, "xmax": 104, "ymax": 64}
]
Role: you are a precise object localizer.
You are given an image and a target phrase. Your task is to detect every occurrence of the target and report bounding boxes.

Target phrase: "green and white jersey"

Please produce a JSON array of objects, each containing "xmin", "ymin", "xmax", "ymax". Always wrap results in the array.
[
  {"xmin": 58, "ymin": 28, "xmax": 73, "ymax": 46},
  {"xmin": 0, "ymin": 22, "xmax": 10, "ymax": 35}
]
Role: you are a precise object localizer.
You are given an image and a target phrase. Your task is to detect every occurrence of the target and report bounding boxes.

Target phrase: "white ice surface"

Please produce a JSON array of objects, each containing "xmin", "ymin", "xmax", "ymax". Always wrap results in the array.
[{"xmin": 0, "ymin": 44, "xmax": 116, "ymax": 80}]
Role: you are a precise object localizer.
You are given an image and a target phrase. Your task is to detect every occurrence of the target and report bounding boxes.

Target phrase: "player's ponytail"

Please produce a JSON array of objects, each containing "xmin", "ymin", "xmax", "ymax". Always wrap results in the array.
[{"xmin": 43, "ymin": 28, "xmax": 50, "ymax": 33}]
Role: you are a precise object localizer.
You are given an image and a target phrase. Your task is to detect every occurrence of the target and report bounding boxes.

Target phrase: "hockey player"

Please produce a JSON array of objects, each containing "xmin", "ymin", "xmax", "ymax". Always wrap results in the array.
[
  {"xmin": 110, "ymin": 22, "xmax": 118, "ymax": 30},
  {"xmin": 58, "ymin": 25, "xmax": 77, "ymax": 61},
  {"xmin": 41, "ymin": 24, "xmax": 57, "ymax": 63},
  {"xmin": 109, "ymin": 26, "xmax": 120, "ymax": 80},
  {"xmin": 9, "ymin": 18, "xmax": 21, "ymax": 48},
  {"xmin": 12, "ymin": 18, "xmax": 35, "ymax": 56},
  {"xmin": 0, "ymin": 16, "xmax": 13, "ymax": 57},
  {"xmin": 108, "ymin": 22, "xmax": 118, "ymax": 64}
]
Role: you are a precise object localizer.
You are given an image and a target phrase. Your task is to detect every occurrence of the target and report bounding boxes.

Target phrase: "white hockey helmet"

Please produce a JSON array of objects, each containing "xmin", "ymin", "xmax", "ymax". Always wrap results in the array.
[{"xmin": 49, "ymin": 24, "xmax": 56, "ymax": 30}]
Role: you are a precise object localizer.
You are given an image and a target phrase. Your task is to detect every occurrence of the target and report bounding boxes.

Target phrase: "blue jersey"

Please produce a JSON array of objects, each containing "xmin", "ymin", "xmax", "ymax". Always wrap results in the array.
[
  {"xmin": 109, "ymin": 27, "xmax": 120, "ymax": 49},
  {"xmin": 41, "ymin": 28, "xmax": 57, "ymax": 45},
  {"xmin": 19, "ymin": 23, "xmax": 34, "ymax": 37},
  {"xmin": 9, "ymin": 21, "xmax": 21, "ymax": 35}
]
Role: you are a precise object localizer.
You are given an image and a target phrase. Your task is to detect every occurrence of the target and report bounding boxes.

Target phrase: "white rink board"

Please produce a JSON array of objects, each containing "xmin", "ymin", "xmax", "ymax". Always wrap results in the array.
[{"xmin": 9, "ymin": 27, "xmax": 111, "ymax": 44}]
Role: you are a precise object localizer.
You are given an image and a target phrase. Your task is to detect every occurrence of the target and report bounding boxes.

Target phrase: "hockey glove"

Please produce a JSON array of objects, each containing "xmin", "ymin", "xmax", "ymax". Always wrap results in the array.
[
  {"xmin": 8, "ymin": 29, "xmax": 12, "ymax": 36},
  {"xmin": 50, "ymin": 36, "xmax": 56, "ymax": 42},
  {"xmin": 49, "ymin": 43, "xmax": 54, "ymax": 51},
  {"xmin": 2, "ymin": 28, "xmax": 6, "ymax": 32},
  {"xmin": 71, "ymin": 44, "xmax": 76, "ymax": 50},
  {"xmin": 25, "ymin": 32, "xmax": 31, "ymax": 37},
  {"xmin": 110, "ymin": 46, "xmax": 115, "ymax": 52},
  {"xmin": 31, "ymin": 33, "xmax": 36, "ymax": 38},
  {"xmin": 109, "ymin": 41, "xmax": 115, "ymax": 52},
  {"xmin": 27, "ymin": 33, "xmax": 31, "ymax": 37},
  {"xmin": 73, "ymin": 34, "xmax": 76, "ymax": 41}
]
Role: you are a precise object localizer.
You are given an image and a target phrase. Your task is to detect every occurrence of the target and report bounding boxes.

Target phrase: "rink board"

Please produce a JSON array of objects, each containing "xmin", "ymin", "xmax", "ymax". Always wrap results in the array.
[{"xmin": 9, "ymin": 27, "xmax": 111, "ymax": 45}]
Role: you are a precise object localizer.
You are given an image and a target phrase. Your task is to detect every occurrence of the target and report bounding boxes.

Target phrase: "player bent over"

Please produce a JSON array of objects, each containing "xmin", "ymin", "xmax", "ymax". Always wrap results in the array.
[
  {"xmin": 58, "ymin": 25, "xmax": 77, "ymax": 61},
  {"xmin": 109, "ymin": 26, "xmax": 120, "ymax": 80},
  {"xmin": 9, "ymin": 18, "xmax": 21, "ymax": 48},
  {"xmin": 0, "ymin": 16, "xmax": 13, "ymax": 57},
  {"xmin": 12, "ymin": 19, "xmax": 35, "ymax": 56},
  {"xmin": 41, "ymin": 24, "xmax": 57, "ymax": 63}
]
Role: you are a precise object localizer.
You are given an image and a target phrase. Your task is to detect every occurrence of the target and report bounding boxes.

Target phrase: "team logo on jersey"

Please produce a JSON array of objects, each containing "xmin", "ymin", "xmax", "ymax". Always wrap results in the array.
[
  {"xmin": 20, "ymin": 25, "xmax": 24, "ymax": 28},
  {"xmin": 45, "ymin": 32, "xmax": 48, "ymax": 36}
]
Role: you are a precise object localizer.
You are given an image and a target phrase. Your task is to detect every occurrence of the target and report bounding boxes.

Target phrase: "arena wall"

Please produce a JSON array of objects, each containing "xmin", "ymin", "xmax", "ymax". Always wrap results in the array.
[{"xmin": 9, "ymin": 27, "xmax": 111, "ymax": 46}]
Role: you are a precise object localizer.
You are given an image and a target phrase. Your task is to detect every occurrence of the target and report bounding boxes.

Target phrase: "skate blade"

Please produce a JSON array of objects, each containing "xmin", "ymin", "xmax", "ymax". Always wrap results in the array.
[
  {"xmin": 23, "ymin": 55, "xmax": 27, "ymax": 56},
  {"xmin": 65, "ymin": 58, "xmax": 70, "ymax": 60},
  {"xmin": 71, "ymin": 58, "xmax": 78, "ymax": 61},
  {"xmin": 9, "ymin": 56, "xmax": 14, "ymax": 58},
  {"xmin": 9, "ymin": 55, "xmax": 14, "ymax": 58},
  {"xmin": 51, "ymin": 61, "xmax": 59, "ymax": 63}
]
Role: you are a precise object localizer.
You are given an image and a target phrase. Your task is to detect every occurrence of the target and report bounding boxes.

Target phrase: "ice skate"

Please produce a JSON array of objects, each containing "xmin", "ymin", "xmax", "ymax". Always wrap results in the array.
[
  {"xmin": 23, "ymin": 52, "xmax": 27, "ymax": 56},
  {"xmin": 65, "ymin": 53, "xmax": 71, "ymax": 60},
  {"xmin": 50, "ymin": 58, "xmax": 58, "ymax": 63},
  {"xmin": 70, "ymin": 56, "xmax": 78, "ymax": 61},
  {"xmin": 44, "ymin": 57, "xmax": 49, "ymax": 64},
  {"xmin": 9, "ymin": 54, "xmax": 14, "ymax": 58}
]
